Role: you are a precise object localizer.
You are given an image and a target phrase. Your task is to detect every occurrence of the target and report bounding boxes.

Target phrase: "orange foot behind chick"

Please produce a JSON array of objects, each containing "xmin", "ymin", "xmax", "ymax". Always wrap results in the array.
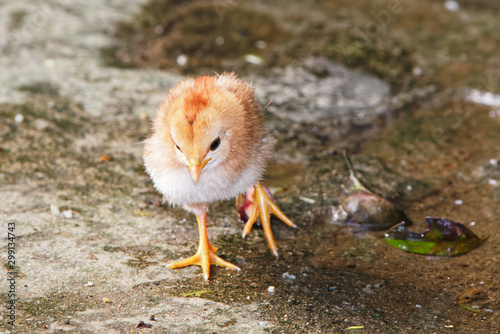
[
  {"xmin": 238, "ymin": 181, "xmax": 297, "ymax": 257},
  {"xmin": 169, "ymin": 208, "xmax": 240, "ymax": 281}
]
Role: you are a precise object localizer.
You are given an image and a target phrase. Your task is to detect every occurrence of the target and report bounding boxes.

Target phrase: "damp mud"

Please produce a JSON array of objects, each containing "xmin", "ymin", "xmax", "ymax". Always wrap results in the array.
[{"xmin": 1, "ymin": 0, "xmax": 500, "ymax": 333}]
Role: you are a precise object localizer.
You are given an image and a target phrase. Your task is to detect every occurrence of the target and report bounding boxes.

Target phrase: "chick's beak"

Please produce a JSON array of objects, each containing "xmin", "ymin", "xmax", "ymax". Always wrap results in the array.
[{"xmin": 188, "ymin": 157, "xmax": 211, "ymax": 182}]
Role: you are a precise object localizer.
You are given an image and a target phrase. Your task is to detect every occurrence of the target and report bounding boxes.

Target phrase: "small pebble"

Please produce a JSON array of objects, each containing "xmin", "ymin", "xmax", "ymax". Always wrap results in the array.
[
  {"xmin": 14, "ymin": 113, "xmax": 24, "ymax": 123},
  {"xmin": 299, "ymin": 196, "xmax": 315, "ymax": 204},
  {"xmin": 34, "ymin": 119, "xmax": 50, "ymax": 130},
  {"xmin": 488, "ymin": 179, "xmax": 498, "ymax": 186},
  {"xmin": 255, "ymin": 40, "xmax": 267, "ymax": 49},
  {"xmin": 84, "ymin": 281, "xmax": 94, "ymax": 287},
  {"xmin": 103, "ymin": 297, "xmax": 111, "ymax": 303},
  {"xmin": 488, "ymin": 110, "xmax": 497, "ymax": 118},
  {"xmin": 444, "ymin": 0, "xmax": 459, "ymax": 11},
  {"xmin": 258, "ymin": 321, "xmax": 268, "ymax": 326},
  {"xmin": 244, "ymin": 54, "xmax": 262, "ymax": 65},
  {"xmin": 154, "ymin": 25, "xmax": 164, "ymax": 34},
  {"xmin": 415, "ymin": 304, "xmax": 422, "ymax": 308},
  {"xmin": 176, "ymin": 54, "xmax": 188, "ymax": 67},
  {"xmin": 215, "ymin": 36, "xmax": 224, "ymax": 46},
  {"xmin": 61, "ymin": 209, "xmax": 72, "ymax": 219},
  {"xmin": 50, "ymin": 204, "xmax": 61, "ymax": 216},
  {"xmin": 454, "ymin": 199, "xmax": 463, "ymax": 205},
  {"xmin": 282, "ymin": 272, "xmax": 296, "ymax": 280},
  {"xmin": 267, "ymin": 286, "xmax": 275, "ymax": 293}
]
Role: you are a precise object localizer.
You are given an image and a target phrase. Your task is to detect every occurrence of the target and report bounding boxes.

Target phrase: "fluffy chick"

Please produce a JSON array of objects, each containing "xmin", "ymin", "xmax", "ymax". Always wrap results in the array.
[{"xmin": 144, "ymin": 73, "xmax": 295, "ymax": 280}]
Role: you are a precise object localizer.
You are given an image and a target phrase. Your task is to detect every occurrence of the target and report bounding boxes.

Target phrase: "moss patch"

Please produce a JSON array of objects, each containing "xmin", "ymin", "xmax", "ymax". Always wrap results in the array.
[
  {"xmin": 103, "ymin": 245, "xmax": 161, "ymax": 269},
  {"xmin": 17, "ymin": 81, "xmax": 60, "ymax": 97},
  {"xmin": 2, "ymin": 291, "xmax": 97, "ymax": 331},
  {"xmin": 103, "ymin": 0, "xmax": 284, "ymax": 73}
]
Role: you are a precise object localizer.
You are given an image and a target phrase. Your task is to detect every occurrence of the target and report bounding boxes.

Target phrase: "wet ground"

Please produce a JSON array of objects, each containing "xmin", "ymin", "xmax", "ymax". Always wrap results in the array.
[{"xmin": 1, "ymin": 0, "xmax": 499, "ymax": 333}]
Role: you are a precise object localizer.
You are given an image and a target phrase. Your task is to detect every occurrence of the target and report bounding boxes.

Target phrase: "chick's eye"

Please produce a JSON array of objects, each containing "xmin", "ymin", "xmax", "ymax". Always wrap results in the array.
[
  {"xmin": 174, "ymin": 143, "xmax": 182, "ymax": 152},
  {"xmin": 210, "ymin": 137, "xmax": 221, "ymax": 151}
]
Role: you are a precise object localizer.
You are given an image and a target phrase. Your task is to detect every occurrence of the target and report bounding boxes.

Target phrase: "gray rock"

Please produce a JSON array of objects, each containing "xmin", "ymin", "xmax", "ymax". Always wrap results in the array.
[{"xmin": 252, "ymin": 57, "xmax": 390, "ymax": 123}]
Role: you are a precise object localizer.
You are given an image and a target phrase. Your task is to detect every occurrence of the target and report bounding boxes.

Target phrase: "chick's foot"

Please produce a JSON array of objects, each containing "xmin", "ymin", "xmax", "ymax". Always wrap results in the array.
[
  {"xmin": 240, "ymin": 181, "xmax": 296, "ymax": 257},
  {"xmin": 169, "ymin": 211, "xmax": 240, "ymax": 280}
]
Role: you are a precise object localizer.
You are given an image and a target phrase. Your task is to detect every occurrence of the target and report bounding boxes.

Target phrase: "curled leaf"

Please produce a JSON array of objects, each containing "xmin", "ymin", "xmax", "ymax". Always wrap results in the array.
[
  {"xmin": 340, "ymin": 151, "xmax": 411, "ymax": 230},
  {"xmin": 137, "ymin": 321, "xmax": 153, "ymax": 328},
  {"xmin": 385, "ymin": 217, "xmax": 488, "ymax": 256}
]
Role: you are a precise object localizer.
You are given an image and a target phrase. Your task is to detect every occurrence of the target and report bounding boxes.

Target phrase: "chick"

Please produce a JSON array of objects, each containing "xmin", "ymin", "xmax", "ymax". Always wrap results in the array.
[{"xmin": 144, "ymin": 73, "xmax": 296, "ymax": 280}]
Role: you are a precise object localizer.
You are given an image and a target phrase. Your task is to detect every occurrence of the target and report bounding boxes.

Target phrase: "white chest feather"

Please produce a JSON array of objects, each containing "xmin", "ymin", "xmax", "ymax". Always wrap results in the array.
[
  {"xmin": 144, "ymin": 137, "xmax": 274, "ymax": 206},
  {"xmin": 152, "ymin": 161, "xmax": 262, "ymax": 206}
]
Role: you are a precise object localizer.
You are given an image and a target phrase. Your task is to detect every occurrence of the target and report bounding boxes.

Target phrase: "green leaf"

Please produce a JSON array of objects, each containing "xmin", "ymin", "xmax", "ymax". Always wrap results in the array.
[
  {"xmin": 458, "ymin": 302, "xmax": 486, "ymax": 314},
  {"xmin": 182, "ymin": 290, "xmax": 214, "ymax": 297},
  {"xmin": 385, "ymin": 218, "xmax": 488, "ymax": 256}
]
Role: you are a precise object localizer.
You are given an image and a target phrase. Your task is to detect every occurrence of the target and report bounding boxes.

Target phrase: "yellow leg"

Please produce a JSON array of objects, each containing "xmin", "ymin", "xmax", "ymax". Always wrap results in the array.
[
  {"xmin": 170, "ymin": 210, "xmax": 240, "ymax": 280},
  {"xmin": 241, "ymin": 181, "xmax": 296, "ymax": 257}
]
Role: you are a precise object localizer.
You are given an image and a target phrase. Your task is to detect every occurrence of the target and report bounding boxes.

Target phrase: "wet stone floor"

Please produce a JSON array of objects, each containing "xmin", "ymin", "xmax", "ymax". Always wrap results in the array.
[{"xmin": 1, "ymin": 0, "xmax": 500, "ymax": 333}]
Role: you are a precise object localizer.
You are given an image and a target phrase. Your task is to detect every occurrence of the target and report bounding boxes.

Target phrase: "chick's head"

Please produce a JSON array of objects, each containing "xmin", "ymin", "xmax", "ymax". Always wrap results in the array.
[{"xmin": 160, "ymin": 75, "xmax": 262, "ymax": 182}]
